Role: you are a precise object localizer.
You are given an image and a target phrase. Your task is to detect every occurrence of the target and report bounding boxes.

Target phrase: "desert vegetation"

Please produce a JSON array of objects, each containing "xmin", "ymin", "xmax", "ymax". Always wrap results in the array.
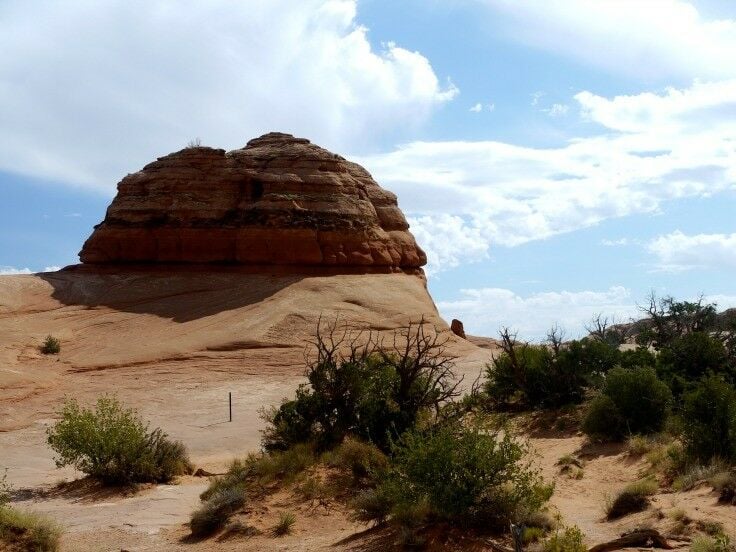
[
  {"xmin": 0, "ymin": 469, "xmax": 61, "ymax": 551},
  {"xmin": 40, "ymin": 335, "xmax": 60, "ymax": 355},
  {"xmin": 188, "ymin": 319, "xmax": 560, "ymax": 545},
  {"xmin": 46, "ymin": 395, "xmax": 192, "ymax": 485},
  {"xmin": 485, "ymin": 293, "xmax": 736, "ymax": 529}
]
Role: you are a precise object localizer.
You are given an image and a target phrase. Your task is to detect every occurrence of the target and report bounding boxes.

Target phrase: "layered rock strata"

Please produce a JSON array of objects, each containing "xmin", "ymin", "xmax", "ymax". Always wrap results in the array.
[{"xmin": 80, "ymin": 133, "xmax": 426, "ymax": 271}]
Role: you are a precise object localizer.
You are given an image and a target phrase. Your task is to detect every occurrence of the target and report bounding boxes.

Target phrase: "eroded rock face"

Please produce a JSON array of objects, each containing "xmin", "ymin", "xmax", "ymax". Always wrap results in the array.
[{"xmin": 80, "ymin": 133, "xmax": 426, "ymax": 270}]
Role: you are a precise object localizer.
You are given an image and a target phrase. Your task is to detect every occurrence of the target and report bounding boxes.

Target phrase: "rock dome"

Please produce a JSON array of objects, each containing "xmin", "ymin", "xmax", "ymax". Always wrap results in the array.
[{"xmin": 79, "ymin": 133, "xmax": 426, "ymax": 271}]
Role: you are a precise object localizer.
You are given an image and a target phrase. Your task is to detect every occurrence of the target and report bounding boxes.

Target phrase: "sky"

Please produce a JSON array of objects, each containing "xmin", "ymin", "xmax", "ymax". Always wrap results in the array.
[{"xmin": 2, "ymin": 0, "xmax": 736, "ymax": 339}]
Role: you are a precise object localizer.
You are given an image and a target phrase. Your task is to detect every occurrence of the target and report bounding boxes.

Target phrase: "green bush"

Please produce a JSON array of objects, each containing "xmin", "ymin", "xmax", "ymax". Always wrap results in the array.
[
  {"xmin": 605, "ymin": 477, "xmax": 657, "ymax": 520},
  {"xmin": 349, "ymin": 487, "xmax": 393, "ymax": 524},
  {"xmin": 680, "ymin": 376, "xmax": 736, "ymax": 463},
  {"xmin": 263, "ymin": 322, "xmax": 461, "ymax": 452},
  {"xmin": 690, "ymin": 534, "xmax": 733, "ymax": 552},
  {"xmin": 325, "ymin": 438, "xmax": 388, "ymax": 483},
  {"xmin": 486, "ymin": 337, "xmax": 620, "ymax": 409},
  {"xmin": 0, "ymin": 506, "xmax": 62, "ymax": 552},
  {"xmin": 542, "ymin": 525, "xmax": 586, "ymax": 552},
  {"xmin": 581, "ymin": 395, "xmax": 623, "ymax": 439},
  {"xmin": 190, "ymin": 488, "xmax": 245, "ymax": 537},
  {"xmin": 657, "ymin": 333, "xmax": 732, "ymax": 394},
  {"xmin": 583, "ymin": 367, "xmax": 671, "ymax": 440},
  {"xmin": 47, "ymin": 396, "xmax": 192, "ymax": 485},
  {"xmin": 370, "ymin": 423, "xmax": 553, "ymax": 529},
  {"xmin": 40, "ymin": 335, "xmax": 60, "ymax": 355},
  {"xmin": 619, "ymin": 347, "xmax": 656, "ymax": 370}
]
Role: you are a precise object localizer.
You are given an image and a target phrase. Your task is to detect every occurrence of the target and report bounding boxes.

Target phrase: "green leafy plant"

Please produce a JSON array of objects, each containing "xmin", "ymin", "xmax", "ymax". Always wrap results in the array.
[
  {"xmin": 680, "ymin": 376, "xmax": 736, "ymax": 463},
  {"xmin": 583, "ymin": 367, "xmax": 671, "ymax": 440},
  {"xmin": 369, "ymin": 422, "xmax": 553, "ymax": 529},
  {"xmin": 40, "ymin": 335, "xmax": 60, "ymax": 355},
  {"xmin": 542, "ymin": 525, "xmax": 586, "ymax": 552},
  {"xmin": 46, "ymin": 396, "xmax": 192, "ymax": 485}
]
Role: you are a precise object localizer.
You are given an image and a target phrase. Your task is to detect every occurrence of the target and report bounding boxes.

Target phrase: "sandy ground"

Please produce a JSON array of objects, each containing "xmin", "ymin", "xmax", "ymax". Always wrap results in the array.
[{"xmin": 1, "ymin": 269, "xmax": 733, "ymax": 551}]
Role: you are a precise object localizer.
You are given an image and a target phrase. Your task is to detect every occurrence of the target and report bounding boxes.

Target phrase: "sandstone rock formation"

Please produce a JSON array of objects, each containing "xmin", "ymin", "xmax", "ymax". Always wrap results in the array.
[
  {"xmin": 80, "ymin": 133, "xmax": 426, "ymax": 271},
  {"xmin": 450, "ymin": 318, "xmax": 466, "ymax": 339}
]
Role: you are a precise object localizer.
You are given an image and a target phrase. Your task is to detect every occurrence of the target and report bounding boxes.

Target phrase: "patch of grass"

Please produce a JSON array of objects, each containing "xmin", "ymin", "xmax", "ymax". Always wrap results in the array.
[
  {"xmin": 189, "ymin": 488, "xmax": 245, "ymax": 537},
  {"xmin": 691, "ymin": 534, "xmax": 733, "ymax": 552},
  {"xmin": 542, "ymin": 525, "xmax": 586, "ymax": 552},
  {"xmin": 201, "ymin": 444, "xmax": 316, "ymax": 501},
  {"xmin": 673, "ymin": 459, "xmax": 729, "ymax": 491},
  {"xmin": 40, "ymin": 335, "xmax": 60, "ymax": 355},
  {"xmin": 523, "ymin": 526, "xmax": 546, "ymax": 544},
  {"xmin": 697, "ymin": 520, "xmax": 726, "ymax": 538},
  {"xmin": 0, "ymin": 506, "xmax": 62, "ymax": 552},
  {"xmin": 272, "ymin": 511, "xmax": 295, "ymax": 536},
  {"xmin": 218, "ymin": 520, "xmax": 261, "ymax": 539},
  {"xmin": 605, "ymin": 477, "xmax": 657, "ymax": 520},
  {"xmin": 627, "ymin": 434, "xmax": 666, "ymax": 456},
  {"xmin": 295, "ymin": 476, "xmax": 323, "ymax": 500}
]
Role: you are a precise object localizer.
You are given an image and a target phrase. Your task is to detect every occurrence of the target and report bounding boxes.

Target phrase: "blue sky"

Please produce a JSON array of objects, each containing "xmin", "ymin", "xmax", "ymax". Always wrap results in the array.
[{"xmin": 2, "ymin": 0, "xmax": 736, "ymax": 339}]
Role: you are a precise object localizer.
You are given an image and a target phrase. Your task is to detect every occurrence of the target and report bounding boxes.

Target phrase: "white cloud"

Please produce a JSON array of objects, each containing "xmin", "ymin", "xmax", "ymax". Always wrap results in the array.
[
  {"xmin": 360, "ymin": 79, "xmax": 736, "ymax": 271},
  {"xmin": 469, "ymin": 102, "xmax": 495, "ymax": 113},
  {"xmin": 438, "ymin": 286, "xmax": 638, "ymax": 340},
  {"xmin": 648, "ymin": 230, "xmax": 736, "ymax": 271},
  {"xmin": 601, "ymin": 238, "xmax": 629, "ymax": 247},
  {"xmin": 475, "ymin": 0, "xmax": 736, "ymax": 80},
  {"xmin": 0, "ymin": 266, "xmax": 32, "ymax": 275},
  {"xmin": 0, "ymin": 266, "xmax": 60, "ymax": 275},
  {"xmin": 408, "ymin": 214, "xmax": 488, "ymax": 274},
  {"xmin": 0, "ymin": 0, "xmax": 455, "ymax": 189},
  {"xmin": 530, "ymin": 91, "xmax": 545, "ymax": 106},
  {"xmin": 544, "ymin": 103, "xmax": 569, "ymax": 117}
]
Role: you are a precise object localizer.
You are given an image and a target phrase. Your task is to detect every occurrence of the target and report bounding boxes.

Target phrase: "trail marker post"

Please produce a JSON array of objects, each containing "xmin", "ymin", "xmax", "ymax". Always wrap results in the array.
[{"xmin": 229, "ymin": 392, "xmax": 232, "ymax": 422}]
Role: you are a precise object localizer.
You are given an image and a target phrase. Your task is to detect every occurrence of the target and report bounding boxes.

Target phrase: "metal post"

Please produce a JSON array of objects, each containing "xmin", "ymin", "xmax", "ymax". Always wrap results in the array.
[{"xmin": 229, "ymin": 392, "xmax": 232, "ymax": 422}]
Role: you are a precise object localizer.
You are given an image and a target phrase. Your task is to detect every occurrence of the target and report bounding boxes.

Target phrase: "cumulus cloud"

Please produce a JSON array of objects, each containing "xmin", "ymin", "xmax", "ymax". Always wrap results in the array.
[
  {"xmin": 601, "ymin": 238, "xmax": 629, "ymax": 247},
  {"xmin": 437, "ymin": 286, "xmax": 638, "ymax": 340},
  {"xmin": 648, "ymin": 230, "xmax": 736, "ymax": 271},
  {"xmin": 474, "ymin": 0, "xmax": 736, "ymax": 80},
  {"xmin": 360, "ymin": 79, "xmax": 736, "ymax": 271},
  {"xmin": 0, "ymin": 0, "xmax": 455, "ymax": 189},
  {"xmin": 408, "ymin": 215, "xmax": 488, "ymax": 274}
]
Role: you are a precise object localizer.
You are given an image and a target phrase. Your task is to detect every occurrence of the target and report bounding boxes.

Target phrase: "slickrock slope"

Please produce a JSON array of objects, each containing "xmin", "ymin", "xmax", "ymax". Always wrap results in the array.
[{"xmin": 80, "ymin": 132, "xmax": 426, "ymax": 269}]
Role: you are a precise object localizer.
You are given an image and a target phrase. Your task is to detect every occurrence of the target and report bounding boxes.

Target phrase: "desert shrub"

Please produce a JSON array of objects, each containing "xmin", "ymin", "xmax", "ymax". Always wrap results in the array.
[
  {"xmin": 657, "ymin": 333, "xmax": 732, "ymax": 395},
  {"xmin": 691, "ymin": 535, "xmax": 734, "ymax": 552},
  {"xmin": 46, "ymin": 396, "xmax": 192, "ymax": 485},
  {"xmin": 680, "ymin": 376, "xmax": 736, "ymax": 463},
  {"xmin": 349, "ymin": 487, "xmax": 393, "ymax": 524},
  {"xmin": 605, "ymin": 477, "xmax": 657, "ymax": 520},
  {"xmin": 581, "ymin": 395, "xmax": 623, "ymax": 439},
  {"xmin": 619, "ymin": 347, "xmax": 656, "ymax": 370},
  {"xmin": 673, "ymin": 459, "xmax": 730, "ymax": 491},
  {"xmin": 370, "ymin": 423, "xmax": 552, "ymax": 529},
  {"xmin": 542, "ymin": 525, "xmax": 586, "ymax": 552},
  {"xmin": 263, "ymin": 321, "xmax": 460, "ymax": 452},
  {"xmin": 486, "ymin": 331, "xmax": 620, "ymax": 409},
  {"xmin": 201, "ymin": 444, "xmax": 316, "ymax": 501},
  {"xmin": 325, "ymin": 438, "xmax": 388, "ymax": 483},
  {"xmin": 0, "ymin": 506, "xmax": 62, "ymax": 552},
  {"xmin": 486, "ymin": 343, "xmax": 551, "ymax": 405},
  {"xmin": 273, "ymin": 511, "xmax": 296, "ymax": 536},
  {"xmin": 40, "ymin": 335, "xmax": 60, "ymax": 355},
  {"xmin": 583, "ymin": 367, "xmax": 671, "ymax": 440},
  {"xmin": 190, "ymin": 488, "xmax": 245, "ymax": 537}
]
